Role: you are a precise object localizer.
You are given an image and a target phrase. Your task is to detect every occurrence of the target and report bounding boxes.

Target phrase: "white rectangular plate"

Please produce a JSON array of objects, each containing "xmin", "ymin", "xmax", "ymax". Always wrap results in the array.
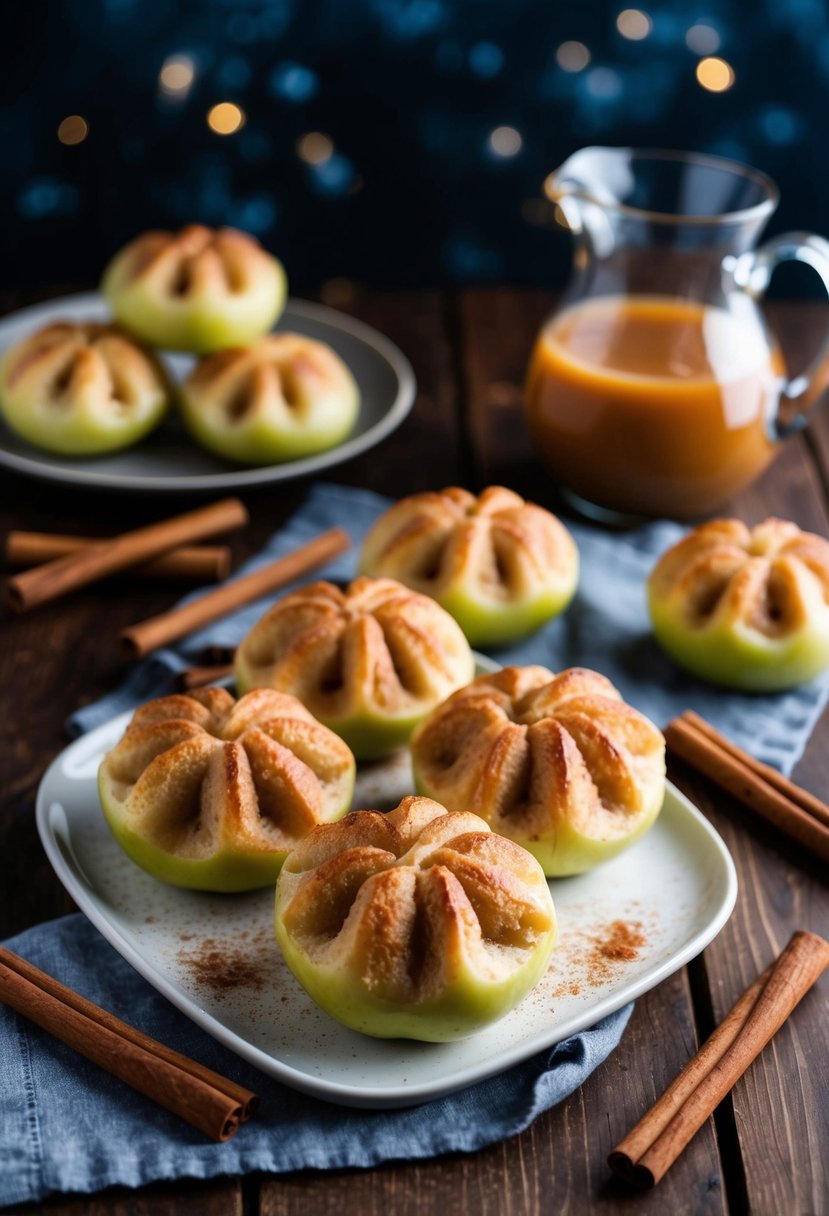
[{"xmin": 36, "ymin": 707, "xmax": 737, "ymax": 1109}]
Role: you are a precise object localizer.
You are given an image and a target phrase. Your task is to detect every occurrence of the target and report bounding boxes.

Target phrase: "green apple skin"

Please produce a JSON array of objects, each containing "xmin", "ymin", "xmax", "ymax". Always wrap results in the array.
[
  {"xmin": 98, "ymin": 768, "xmax": 354, "ymax": 893},
  {"xmin": 514, "ymin": 800, "xmax": 664, "ymax": 877},
  {"xmin": 274, "ymin": 895, "xmax": 557, "ymax": 1041},
  {"xmin": 435, "ymin": 577, "xmax": 578, "ymax": 649},
  {"xmin": 101, "ymin": 258, "xmax": 287, "ymax": 355},
  {"xmin": 180, "ymin": 375, "xmax": 359, "ymax": 465},
  {"xmin": 412, "ymin": 773, "xmax": 664, "ymax": 878},
  {"xmin": 0, "ymin": 356, "xmax": 168, "ymax": 457},
  {"xmin": 649, "ymin": 595, "xmax": 829, "ymax": 692}
]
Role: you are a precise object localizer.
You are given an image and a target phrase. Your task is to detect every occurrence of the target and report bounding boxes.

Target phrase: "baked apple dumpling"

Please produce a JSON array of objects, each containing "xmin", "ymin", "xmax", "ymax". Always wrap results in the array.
[
  {"xmin": 98, "ymin": 687, "xmax": 355, "ymax": 892},
  {"xmin": 102, "ymin": 225, "xmax": 287, "ymax": 354},
  {"xmin": 235, "ymin": 577, "xmax": 476, "ymax": 759},
  {"xmin": 411, "ymin": 666, "xmax": 666, "ymax": 877},
  {"xmin": 648, "ymin": 518, "xmax": 829, "ymax": 691},
  {"xmin": 359, "ymin": 486, "xmax": 579, "ymax": 646},
  {"xmin": 274, "ymin": 795, "xmax": 557, "ymax": 1040},
  {"xmin": 180, "ymin": 334, "xmax": 359, "ymax": 464},
  {"xmin": 0, "ymin": 322, "xmax": 170, "ymax": 456}
]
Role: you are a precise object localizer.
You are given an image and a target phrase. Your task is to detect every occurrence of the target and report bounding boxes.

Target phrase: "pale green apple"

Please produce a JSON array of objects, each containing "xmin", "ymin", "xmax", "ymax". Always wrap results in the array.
[
  {"xmin": 180, "ymin": 335, "xmax": 359, "ymax": 465},
  {"xmin": 435, "ymin": 576, "xmax": 578, "ymax": 648},
  {"xmin": 97, "ymin": 762, "xmax": 356, "ymax": 893},
  {"xmin": 648, "ymin": 592, "xmax": 829, "ymax": 692},
  {"xmin": 274, "ymin": 909, "xmax": 556, "ymax": 1041},
  {"xmin": 0, "ymin": 324, "xmax": 170, "ymax": 456},
  {"xmin": 98, "ymin": 773, "xmax": 291, "ymax": 892},
  {"xmin": 101, "ymin": 228, "xmax": 287, "ymax": 354},
  {"xmin": 273, "ymin": 798, "xmax": 558, "ymax": 1040},
  {"xmin": 357, "ymin": 486, "xmax": 579, "ymax": 647}
]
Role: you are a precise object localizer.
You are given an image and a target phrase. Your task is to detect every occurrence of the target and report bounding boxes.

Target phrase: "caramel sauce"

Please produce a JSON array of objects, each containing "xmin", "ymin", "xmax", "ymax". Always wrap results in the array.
[{"xmin": 524, "ymin": 295, "xmax": 783, "ymax": 519}]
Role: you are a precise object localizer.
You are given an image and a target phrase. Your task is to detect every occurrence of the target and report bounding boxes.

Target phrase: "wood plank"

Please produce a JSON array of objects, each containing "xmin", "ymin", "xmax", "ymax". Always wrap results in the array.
[{"xmin": 12, "ymin": 1178, "xmax": 242, "ymax": 1216}]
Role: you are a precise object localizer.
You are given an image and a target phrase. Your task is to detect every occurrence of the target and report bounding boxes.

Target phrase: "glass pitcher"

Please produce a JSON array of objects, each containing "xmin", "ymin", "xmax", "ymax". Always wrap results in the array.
[{"xmin": 524, "ymin": 147, "xmax": 829, "ymax": 522}]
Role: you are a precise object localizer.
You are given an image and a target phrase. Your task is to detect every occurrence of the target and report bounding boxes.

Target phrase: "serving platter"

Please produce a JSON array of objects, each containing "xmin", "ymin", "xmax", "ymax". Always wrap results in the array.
[
  {"xmin": 0, "ymin": 292, "xmax": 415, "ymax": 493},
  {"xmin": 37, "ymin": 699, "xmax": 737, "ymax": 1109}
]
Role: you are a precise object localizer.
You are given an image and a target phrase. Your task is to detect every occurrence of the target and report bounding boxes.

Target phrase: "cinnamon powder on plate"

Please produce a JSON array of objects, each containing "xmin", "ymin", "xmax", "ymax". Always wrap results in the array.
[{"xmin": 177, "ymin": 935, "xmax": 266, "ymax": 997}]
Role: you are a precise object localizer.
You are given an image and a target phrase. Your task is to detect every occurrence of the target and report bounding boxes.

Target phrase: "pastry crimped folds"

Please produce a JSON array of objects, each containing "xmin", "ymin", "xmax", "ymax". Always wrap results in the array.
[
  {"xmin": 102, "ymin": 224, "xmax": 287, "ymax": 353},
  {"xmin": 98, "ymin": 687, "xmax": 355, "ymax": 891},
  {"xmin": 359, "ymin": 486, "xmax": 579, "ymax": 645},
  {"xmin": 411, "ymin": 666, "xmax": 666, "ymax": 877},
  {"xmin": 274, "ymin": 795, "xmax": 557, "ymax": 1040},
  {"xmin": 0, "ymin": 322, "xmax": 169, "ymax": 455},
  {"xmin": 180, "ymin": 333, "xmax": 359, "ymax": 464},
  {"xmin": 648, "ymin": 518, "xmax": 829, "ymax": 691},
  {"xmin": 235, "ymin": 577, "xmax": 476, "ymax": 759}
]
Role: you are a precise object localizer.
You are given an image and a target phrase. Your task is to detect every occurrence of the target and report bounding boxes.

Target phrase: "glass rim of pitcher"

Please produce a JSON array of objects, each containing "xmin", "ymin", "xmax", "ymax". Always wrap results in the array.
[{"xmin": 545, "ymin": 146, "xmax": 779, "ymax": 227}]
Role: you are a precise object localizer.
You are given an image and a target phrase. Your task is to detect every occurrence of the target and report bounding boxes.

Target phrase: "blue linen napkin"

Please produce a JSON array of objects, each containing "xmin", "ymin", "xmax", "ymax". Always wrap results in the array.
[
  {"xmin": 0, "ymin": 915, "xmax": 631, "ymax": 1207},
  {"xmin": 69, "ymin": 480, "xmax": 829, "ymax": 773}
]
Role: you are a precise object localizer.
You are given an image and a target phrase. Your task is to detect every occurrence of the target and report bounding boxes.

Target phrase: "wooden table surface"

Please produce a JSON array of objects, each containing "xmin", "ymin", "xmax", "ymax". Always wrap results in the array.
[{"xmin": 1, "ymin": 288, "xmax": 827, "ymax": 1216}]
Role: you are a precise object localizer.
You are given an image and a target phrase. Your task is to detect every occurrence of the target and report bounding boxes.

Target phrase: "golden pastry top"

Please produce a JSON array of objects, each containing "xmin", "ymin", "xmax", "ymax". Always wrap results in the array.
[
  {"xmin": 99, "ymin": 687, "xmax": 354, "ymax": 859},
  {"xmin": 277, "ymin": 795, "xmax": 556, "ymax": 999}
]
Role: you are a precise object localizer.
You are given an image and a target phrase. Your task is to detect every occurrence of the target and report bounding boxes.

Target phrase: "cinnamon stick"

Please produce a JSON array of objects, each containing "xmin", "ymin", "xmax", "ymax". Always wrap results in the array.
[
  {"xmin": 120, "ymin": 527, "xmax": 350, "ymax": 659},
  {"xmin": 679, "ymin": 710, "xmax": 829, "ymax": 830},
  {"xmin": 5, "ymin": 498, "xmax": 249, "ymax": 612},
  {"xmin": 609, "ymin": 931, "xmax": 829, "ymax": 1188},
  {"xmin": 6, "ymin": 531, "xmax": 232, "ymax": 583},
  {"xmin": 0, "ymin": 946, "xmax": 258, "ymax": 1141},
  {"xmin": 176, "ymin": 663, "xmax": 235, "ymax": 691},
  {"xmin": 665, "ymin": 715, "xmax": 829, "ymax": 864}
]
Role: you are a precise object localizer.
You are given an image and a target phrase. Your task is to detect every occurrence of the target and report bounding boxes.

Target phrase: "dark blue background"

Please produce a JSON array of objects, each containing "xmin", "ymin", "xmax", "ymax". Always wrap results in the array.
[{"xmin": 4, "ymin": 0, "xmax": 829, "ymax": 292}]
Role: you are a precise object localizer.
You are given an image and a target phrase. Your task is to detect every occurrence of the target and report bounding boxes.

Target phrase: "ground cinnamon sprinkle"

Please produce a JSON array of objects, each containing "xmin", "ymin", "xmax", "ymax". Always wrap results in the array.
[
  {"xmin": 547, "ymin": 917, "xmax": 649, "ymax": 999},
  {"xmin": 596, "ymin": 919, "xmax": 647, "ymax": 962},
  {"xmin": 177, "ymin": 935, "xmax": 267, "ymax": 997},
  {"xmin": 585, "ymin": 919, "xmax": 647, "ymax": 985}
]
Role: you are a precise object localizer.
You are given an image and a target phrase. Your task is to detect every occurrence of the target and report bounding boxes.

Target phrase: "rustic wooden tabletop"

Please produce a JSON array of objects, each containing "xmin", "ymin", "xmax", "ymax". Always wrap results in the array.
[{"xmin": 1, "ymin": 288, "xmax": 827, "ymax": 1216}]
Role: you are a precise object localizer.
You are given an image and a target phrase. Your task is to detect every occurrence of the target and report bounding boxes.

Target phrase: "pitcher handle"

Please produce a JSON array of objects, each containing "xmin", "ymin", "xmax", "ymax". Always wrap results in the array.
[{"xmin": 729, "ymin": 232, "xmax": 829, "ymax": 438}]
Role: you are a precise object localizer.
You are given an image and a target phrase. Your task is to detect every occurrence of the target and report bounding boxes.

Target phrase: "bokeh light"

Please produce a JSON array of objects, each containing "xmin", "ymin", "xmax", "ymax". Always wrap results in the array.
[
  {"xmin": 696, "ymin": 56, "xmax": 735, "ymax": 92},
  {"xmin": 555, "ymin": 41, "xmax": 591, "ymax": 72},
  {"xmin": 488, "ymin": 125, "xmax": 523, "ymax": 157},
  {"xmin": 207, "ymin": 102, "xmax": 245, "ymax": 135},
  {"xmin": 159, "ymin": 55, "xmax": 195, "ymax": 96},
  {"xmin": 297, "ymin": 132, "xmax": 335, "ymax": 164},
  {"xmin": 685, "ymin": 23, "xmax": 721, "ymax": 55},
  {"xmin": 57, "ymin": 115, "xmax": 88, "ymax": 146},
  {"xmin": 616, "ymin": 9, "xmax": 652, "ymax": 40}
]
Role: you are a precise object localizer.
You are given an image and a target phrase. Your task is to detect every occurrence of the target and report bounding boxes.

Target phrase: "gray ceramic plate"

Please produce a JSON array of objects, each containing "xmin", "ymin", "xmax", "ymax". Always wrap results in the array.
[{"xmin": 0, "ymin": 292, "xmax": 416, "ymax": 492}]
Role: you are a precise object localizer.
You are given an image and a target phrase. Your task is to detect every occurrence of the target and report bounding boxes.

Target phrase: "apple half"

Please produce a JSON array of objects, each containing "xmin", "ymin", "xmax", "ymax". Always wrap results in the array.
[
  {"xmin": 97, "ymin": 687, "xmax": 355, "ymax": 892},
  {"xmin": 274, "ymin": 796, "xmax": 558, "ymax": 1040},
  {"xmin": 101, "ymin": 224, "xmax": 287, "ymax": 354},
  {"xmin": 647, "ymin": 518, "xmax": 829, "ymax": 691}
]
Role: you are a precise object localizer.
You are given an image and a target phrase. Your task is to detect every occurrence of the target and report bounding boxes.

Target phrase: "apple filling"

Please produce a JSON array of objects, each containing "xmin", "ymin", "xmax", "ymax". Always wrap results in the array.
[
  {"xmin": 98, "ymin": 687, "xmax": 355, "ymax": 888},
  {"xmin": 275, "ymin": 798, "xmax": 557, "ymax": 1035},
  {"xmin": 235, "ymin": 577, "xmax": 475, "ymax": 758},
  {"xmin": 411, "ymin": 666, "xmax": 666, "ymax": 876}
]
